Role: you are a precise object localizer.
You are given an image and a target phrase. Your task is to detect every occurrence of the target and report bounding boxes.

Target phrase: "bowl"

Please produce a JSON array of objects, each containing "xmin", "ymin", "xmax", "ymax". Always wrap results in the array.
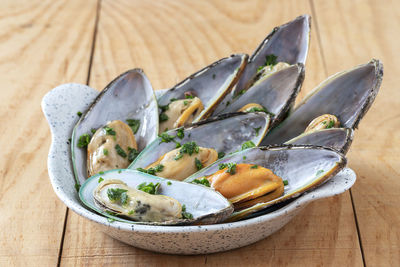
[{"xmin": 41, "ymin": 83, "xmax": 356, "ymax": 255}]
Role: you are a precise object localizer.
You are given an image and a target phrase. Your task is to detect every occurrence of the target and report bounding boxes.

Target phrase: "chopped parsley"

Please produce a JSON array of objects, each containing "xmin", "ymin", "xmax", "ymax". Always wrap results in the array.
[
  {"xmin": 137, "ymin": 164, "xmax": 164, "ymax": 175},
  {"xmin": 257, "ymin": 54, "xmax": 278, "ymax": 72},
  {"xmin": 159, "ymin": 132, "xmax": 175, "ymax": 143},
  {"xmin": 176, "ymin": 128, "xmax": 184, "ymax": 139},
  {"xmin": 137, "ymin": 182, "xmax": 160, "ymax": 195},
  {"xmin": 77, "ymin": 134, "xmax": 91, "ymax": 148},
  {"xmin": 159, "ymin": 112, "xmax": 169, "ymax": 122},
  {"xmin": 126, "ymin": 119, "xmax": 140, "ymax": 134},
  {"xmin": 218, "ymin": 152, "xmax": 225, "ymax": 159},
  {"xmin": 246, "ymin": 106, "xmax": 275, "ymax": 117},
  {"xmin": 234, "ymin": 89, "xmax": 246, "ymax": 99},
  {"xmin": 226, "ymin": 101, "xmax": 230, "ymax": 107},
  {"xmin": 219, "ymin": 163, "xmax": 237, "ymax": 175},
  {"xmin": 128, "ymin": 210, "xmax": 135, "ymax": 215},
  {"xmin": 104, "ymin": 126, "xmax": 116, "ymax": 136},
  {"xmin": 170, "ymin": 98, "xmax": 178, "ymax": 102},
  {"xmin": 175, "ymin": 142, "xmax": 181, "ymax": 148},
  {"xmin": 103, "ymin": 149, "xmax": 108, "ymax": 155},
  {"xmin": 167, "ymin": 181, "xmax": 172, "ymax": 185},
  {"xmin": 241, "ymin": 140, "xmax": 256, "ymax": 150},
  {"xmin": 159, "ymin": 104, "xmax": 169, "ymax": 112},
  {"xmin": 77, "ymin": 111, "xmax": 82, "ymax": 117},
  {"xmin": 107, "ymin": 217, "xmax": 116, "ymax": 223},
  {"xmin": 254, "ymin": 127, "xmax": 261, "ymax": 136},
  {"xmin": 174, "ymin": 141, "xmax": 200, "ymax": 160},
  {"xmin": 195, "ymin": 158, "xmax": 202, "ymax": 170},
  {"xmin": 183, "ymin": 100, "xmax": 189, "ymax": 106},
  {"xmin": 98, "ymin": 177, "xmax": 104, "ymax": 183},
  {"xmin": 316, "ymin": 170, "xmax": 325, "ymax": 176},
  {"xmin": 91, "ymin": 128, "xmax": 97, "ymax": 134},
  {"xmin": 326, "ymin": 120, "xmax": 335, "ymax": 128},
  {"xmin": 128, "ymin": 147, "xmax": 139, "ymax": 162},
  {"xmin": 181, "ymin": 204, "xmax": 193, "ymax": 219},
  {"xmin": 185, "ymin": 94, "xmax": 194, "ymax": 99},
  {"xmin": 115, "ymin": 144, "xmax": 127, "ymax": 158},
  {"xmin": 74, "ymin": 183, "xmax": 80, "ymax": 192},
  {"xmin": 251, "ymin": 165, "xmax": 258, "ymax": 169},
  {"xmin": 99, "ymin": 171, "xmax": 105, "ymax": 174},
  {"xmin": 243, "ymin": 156, "xmax": 247, "ymax": 160},
  {"xmin": 107, "ymin": 188, "xmax": 128, "ymax": 204},
  {"xmin": 191, "ymin": 177, "xmax": 210, "ymax": 187},
  {"xmin": 283, "ymin": 180, "xmax": 289, "ymax": 186}
]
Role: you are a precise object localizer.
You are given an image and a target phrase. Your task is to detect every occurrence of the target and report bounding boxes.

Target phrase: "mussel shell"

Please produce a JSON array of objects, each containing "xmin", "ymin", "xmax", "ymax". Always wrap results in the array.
[
  {"xmin": 79, "ymin": 169, "xmax": 233, "ymax": 225},
  {"xmin": 71, "ymin": 69, "xmax": 158, "ymax": 184},
  {"xmin": 129, "ymin": 112, "xmax": 271, "ymax": 171},
  {"xmin": 233, "ymin": 15, "xmax": 310, "ymax": 96},
  {"xmin": 261, "ymin": 59, "xmax": 383, "ymax": 145},
  {"xmin": 213, "ymin": 63, "xmax": 305, "ymax": 128},
  {"xmin": 185, "ymin": 145, "xmax": 346, "ymax": 221},
  {"xmin": 285, "ymin": 128, "xmax": 354, "ymax": 154},
  {"xmin": 157, "ymin": 54, "xmax": 248, "ymax": 124}
]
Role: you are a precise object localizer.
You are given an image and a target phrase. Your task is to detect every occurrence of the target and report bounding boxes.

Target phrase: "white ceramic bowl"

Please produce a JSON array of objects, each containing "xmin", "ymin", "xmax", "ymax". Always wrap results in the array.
[{"xmin": 42, "ymin": 83, "xmax": 356, "ymax": 255}]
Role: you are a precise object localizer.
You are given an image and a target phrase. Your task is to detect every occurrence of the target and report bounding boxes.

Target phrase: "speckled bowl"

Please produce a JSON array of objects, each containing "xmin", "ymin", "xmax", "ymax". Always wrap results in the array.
[{"xmin": 41, "ymin": 83, "xmax": 356, "ymax": 255}]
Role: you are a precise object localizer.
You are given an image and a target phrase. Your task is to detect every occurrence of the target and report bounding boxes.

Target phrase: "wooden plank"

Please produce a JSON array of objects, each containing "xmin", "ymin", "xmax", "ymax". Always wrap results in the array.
[
  {"xmin": 312, "ymin": 0, "xmax": 400, "ymax": 266},
  {"xmin": 60, "ymin": 0, "xmax": 363, "ymax": 265},
  {"xmin": 0, "ymin": 0, "xmax": 98, "ymax": 266}
]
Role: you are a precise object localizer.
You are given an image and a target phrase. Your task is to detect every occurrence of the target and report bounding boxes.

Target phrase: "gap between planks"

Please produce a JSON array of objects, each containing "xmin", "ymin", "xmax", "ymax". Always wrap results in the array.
[
  {"xmin": 56, "ymin": 0, "xmax": 102, "ymax": 266},
  {"xmin": 309, "ymin": 0, "xmax": 366, "ymax": 266}
]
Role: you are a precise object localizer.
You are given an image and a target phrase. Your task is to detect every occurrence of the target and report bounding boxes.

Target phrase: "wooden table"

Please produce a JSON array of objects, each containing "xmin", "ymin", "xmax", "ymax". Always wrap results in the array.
[{"xmin": 1, "ymin": 0, "xmax": 399, "ymax": 266}]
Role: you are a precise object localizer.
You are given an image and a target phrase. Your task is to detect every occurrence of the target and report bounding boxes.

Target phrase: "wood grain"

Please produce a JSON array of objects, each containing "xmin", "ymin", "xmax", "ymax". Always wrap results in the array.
[
  {"xmin": 313, "ymin": 0, "xmax": 400, "ymax": 266},
  {"xmin": 0, "ymin": 0, "xmax": 97, "ymax": 266},
  {"xmin": 59, "ymin": 0, "xmax": 362, "ymax": 266}
]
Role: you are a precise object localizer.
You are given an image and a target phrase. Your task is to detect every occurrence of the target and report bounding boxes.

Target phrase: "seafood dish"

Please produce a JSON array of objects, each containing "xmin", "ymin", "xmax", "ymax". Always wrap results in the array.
[{"xmin": 67, "ymin": 15, "xmax": 383, "ymax": 226}]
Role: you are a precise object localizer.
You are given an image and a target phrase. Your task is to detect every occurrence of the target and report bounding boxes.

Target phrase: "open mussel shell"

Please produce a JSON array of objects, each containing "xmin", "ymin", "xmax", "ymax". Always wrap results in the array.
[
  {"xmin": 130, "ymin": 112, "xmax": 271, "ymax": 170},
  {"xmin": 79, "ymin": 169, "xmax": 233, "ymax": 225},
  {"xmin": 213, "ymin": 63, "xmax": 305, "ymax": 128},
  {"xmin": 130, "ymin": 112, "xmax": 271, "ymax": 172},
  {"xmin": 233, "ymin": 15, "xmax": 310, "ymax": 96},
  {"xmin": 185, "ymin": 145, "xmax": 346, "ymax": 221},
  {"xmin": 285, "ymin": 128, "xmax": 354, "ymax": 154},
  {"xmin": 72, "ymin": 69, "xmax": 158, "ymax": 184},
  {"xmin": 157, "ymin": 54, "xmax": 248, "ymax": 125},
  {"xmin": 262, "ymin": 59, "xmax": 383, "ymax": 145}
]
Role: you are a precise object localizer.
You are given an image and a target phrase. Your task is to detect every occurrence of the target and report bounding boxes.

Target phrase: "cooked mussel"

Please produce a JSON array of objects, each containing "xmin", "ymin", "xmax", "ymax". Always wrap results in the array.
[
  {"xmin": 261, "ymin": 59, "xmax": 383, "ymax": 146},
  {"xmin": 185, "ymin": 145, "xmax": 346, "ymax": 221},
  {"xmin": 79, "ymin": 169, "xmax": 233, "ymax": 225},
  {"xmin": 130, "ymin": 112, "xmax": 271, "ymax": 180},
  {"xmin": 157, "ymin": 54, "xmax": 248, "ymax": 132},
  {"xmin": 72, "ymin": 69, "xmax": 158, "ymax": 184}
]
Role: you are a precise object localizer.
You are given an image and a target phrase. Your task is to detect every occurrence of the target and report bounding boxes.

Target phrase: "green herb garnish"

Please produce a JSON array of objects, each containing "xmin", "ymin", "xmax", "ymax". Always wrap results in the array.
[
  {"xmin": 326, "ymin": 120, "xmax": 335, "ymax": 129},
  {"xmin": 104, "ymin": 126, "xmax": 116, "ymax": 136},
  {"xmin": 159, "ymin": 132, "xmax": 175, "ymax": 143},
  {"xmin": 128, "ymin": 147, "xmax": 139, "ymax": 162},
  {"xmin": 115, "ymin": 144, "xmax": 127, "ymax": 158},
  {"xmin": 181, "ymin": 204, "xmax": 193, "ymax": 219},
  {"xmin": 137, "ymin": 164, "xmax": 164, "ymax": 175},
  {"xmin": 195, "ymin": 158, "xmax": 202, "ymax": 170},
  {"xmin": 226, "ymin": 101, "xmax": 230, "ymax": 107},
  {"xmin": 91, "ymin": 128, "xmax": 97, "ymax": 134},
  {"xmin": 241, "ymin": 141, "xmax": 256, "ymax": 150},
  {"xmin": 159, "ymin": 104, "xmax": 169, "ymax": 112},
  {"xmin": 74, "ymin": 183, "xmax": 80, "ymax": 192},
  {"xmin": 251, "ymin": 165, "xmax": 258, "ymax": 169},
  {"xmin": 185, "ymin": 94, "xmax": 194, "ymax": 99},
  {"xmin": 107, "ymin": 188, "xmax": 128, "ymax": 202},
  {"xmin": 254, "ymin": 127, "xmax": 261, "ymax": 136},
  {"xmin": 126, "ymin": 119, "xmax": 140, "ymax": 134},
  {"xmin": 128, "ymin": 210, "xmax": 135, "ymax": 215},
  {"xmin": 174, "ymin": 141, "xmax": 199, "ymax": 160},
  {"xmin": 77, "ymin": 111, "xmax": 82, "ymax": 117},
  {"xmin": 218, "ymin": 152, "xmax": 225, "ymax": 159},
  {"xmin": 137, "ymin": 182, "xmax": 160, "ymax": 195},
  {"xmin": 77, "ymin": 134, "xmax": 91, "ymax": 148},
  {"xmin": 99, "ymin": 171, "xmax": 104, "ymax": 174},
  {"xmin": 283, "ymin": 180, "xmax": 289, "ymax": 186},
  {"xmin": 219, "ymin": 163, "xmax": 237, "ymax": 175},
  {"xmin": 243, "ymin": 156, "xmax": 247, "ymax": 160},
  {"xmin": 175, "ymin": 142, "xmax": 181, "ymax": 148},
  {"xmin": 103, "ymin": 149, "xmax": 108, "ymax": 156},
  {"xmin": 316, "ymin": 170, "xmax": 325, "ymax": 176},
  {"xmin": 167, "ymin": 181, "xmax": 172, "ymax": 185},
  {"xmin": 183, "ymin": 100, "xmax": 189, "ymax": 105},
  {"xmin": 98, "ymin": 177, "xmax": 104, "ymax": 183},
  {"xmin": 191, "ymin": 178, "xmax": 210, "ymax": 187},
  {"xmin": 159, "ymin": 113, "xmax": 169, "ymax": 122},
  {"xmin": 176, "ymin": 128, "xmax": 184, "ymax": 139}
]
